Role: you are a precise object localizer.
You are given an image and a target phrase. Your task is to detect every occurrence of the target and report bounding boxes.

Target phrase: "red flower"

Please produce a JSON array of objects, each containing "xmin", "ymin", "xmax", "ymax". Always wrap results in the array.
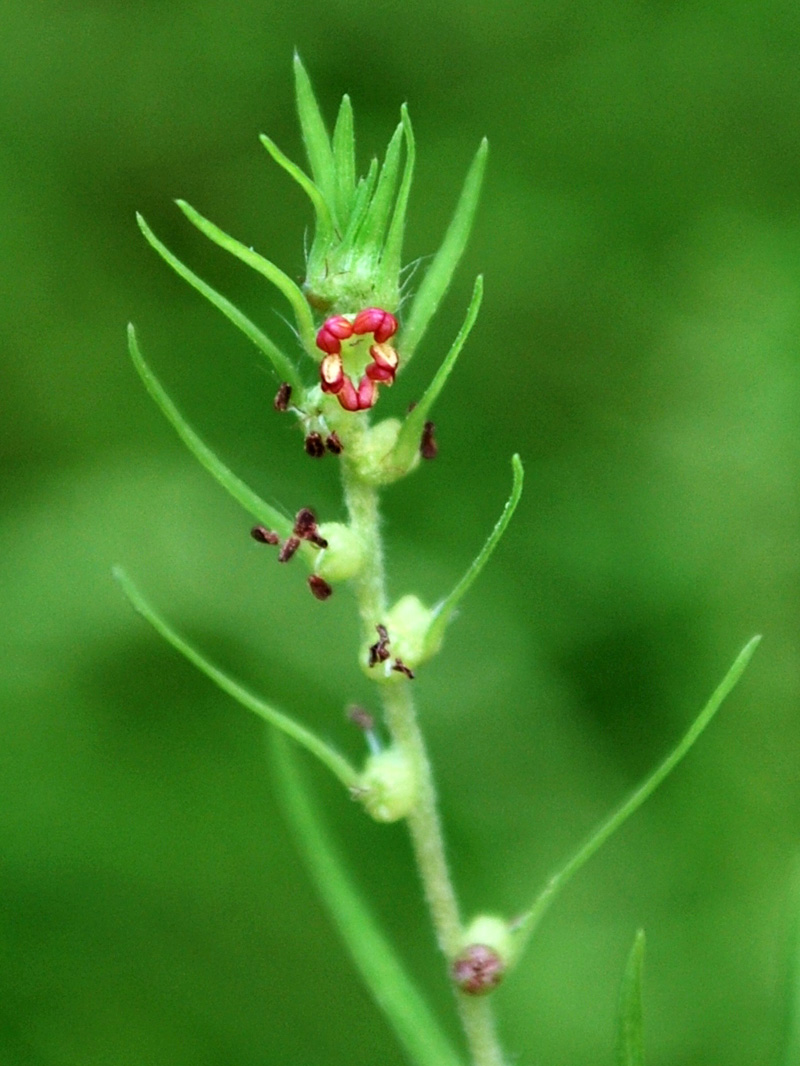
[{"xmin": 316, "ymin": 309, "xmax": 400, "ymax": 411}]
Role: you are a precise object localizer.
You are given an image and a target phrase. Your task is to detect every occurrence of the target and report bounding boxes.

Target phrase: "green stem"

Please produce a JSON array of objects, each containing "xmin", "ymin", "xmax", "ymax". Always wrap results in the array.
[{"xmin": 341, "ymin": 462, "xmax": 507, "ymax": 1066}]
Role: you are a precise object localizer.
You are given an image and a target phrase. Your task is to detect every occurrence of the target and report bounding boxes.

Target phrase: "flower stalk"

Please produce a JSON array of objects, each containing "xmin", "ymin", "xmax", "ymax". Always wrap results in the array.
[{"xmin": 119, "ymin": 54, "xmax": 760, "ymax": 1066}]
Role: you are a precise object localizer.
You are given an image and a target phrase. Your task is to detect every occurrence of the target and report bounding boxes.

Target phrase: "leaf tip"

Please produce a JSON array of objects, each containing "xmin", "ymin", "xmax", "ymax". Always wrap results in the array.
[{"xmin": 511, "ymin": 452, "xmax": 524, "ymax": 487}]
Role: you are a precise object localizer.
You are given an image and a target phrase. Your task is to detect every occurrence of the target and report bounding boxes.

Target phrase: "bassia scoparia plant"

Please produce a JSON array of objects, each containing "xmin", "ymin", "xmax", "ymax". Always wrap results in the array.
[{"xmin": 117, "ymin": 56, "xmax": 760, "ymax": 1066}]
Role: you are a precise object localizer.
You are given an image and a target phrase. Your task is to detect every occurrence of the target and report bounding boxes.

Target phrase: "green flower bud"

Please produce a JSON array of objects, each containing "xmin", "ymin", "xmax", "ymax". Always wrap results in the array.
[
  {"xmin": 313, "ymin": 523, "xmax": 365, "ymax": 583},
  {"xmin": 385, "ymin": 595, "xmax": 435, "ymax": 666},
  {"xmin": 357, "ymin": 747, "xmax": 417, "ymax": 823},
  {"xmin": 359, "ymin": 595, "xmax": 443, "ymax": 683},
  {"xmin": 460, "ymin": 916, "xmax": 515, "ymax": 964},
  {"xmin": 451, "ymin": 915, "xmax": 515, "ymax": 996}
]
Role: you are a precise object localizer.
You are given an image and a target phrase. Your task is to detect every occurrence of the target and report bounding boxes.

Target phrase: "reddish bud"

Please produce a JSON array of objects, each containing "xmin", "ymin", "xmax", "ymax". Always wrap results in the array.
[
  {"xmin": 304, "ymin": 432, "xmax": 326, "ymax": 458},
  {"xmin": 356, "ymin": 375, "xmax": 377, "ymax": 410},
  {"xmin": 250, "ymin": 525, "xmax": 279, "ymax": 545},
  {"xmin": 352, "ymin": 308, "xmax": 398, "ymax": 343},
  {"xmin": 451, "ymin": 945, "xmax": 505, "ymax": 996},
  {"xmin": 273, "ymin": 383, "xmax": 292, "ymax": 411},
  {"xmin": 320, "ymin": 353, "xmax": 345, "ymax": 394},
  {"xmin": 315, "ymin": 316, "xmax": 354, "ymax": 354},
  {"xmin": 370, "ymin": 342, "xmax": 399, "ymax": 372},
  {"xmin": 365, "ymin": 342, "xmax": 398, "ymax": 384},
  {"xmin": 308, "ymin": 574, "xmax": 333, "ymax": 600},
  {"xmin": 337, "ymin": 377, "xmax": 361, "ymax": 411},
  {"xmin": 366, "ymin": 362, "xmax": 395, "ymax": 383},
  {"xmin": 325, "ymin": 432, "xmax": 343, "ymax": 455},
  {"xmin": 420, "ymin": 421, "xmax": 438, "ymax": 460},
  {"xmin": 278, "ymin": 536, "xmax": 301, "ymax": 563}
]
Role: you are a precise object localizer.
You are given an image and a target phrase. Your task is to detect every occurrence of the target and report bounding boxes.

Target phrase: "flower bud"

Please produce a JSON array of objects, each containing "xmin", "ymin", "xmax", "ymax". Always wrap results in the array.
[
  {"xmin": 451, "ymin": 916, "xmax": 514, "ymax": 996},
  {"xmin": 384, "ymin": 594, "xmax": 435, "ymax": 667},
  {"xmin": 313, "ymin": 522, "xmax": 365, "ymax": 583},
  {"xmin": 320, "ymin": 353, "xmax": 345, "ymax": 394},
  {"xmin": 352, "ymin": 308, "xmax": 398, "ymax": 343},
  {"xmin": 315, "ymin": 315, "xmax": 354, "ymax": 355},
  {"xmin": 357, "ymin": 747, "xmax": 416, "ymax": 822},
  {"xmin": 359, "ymin": 595, "xmax": 438, "ymax": 682}
]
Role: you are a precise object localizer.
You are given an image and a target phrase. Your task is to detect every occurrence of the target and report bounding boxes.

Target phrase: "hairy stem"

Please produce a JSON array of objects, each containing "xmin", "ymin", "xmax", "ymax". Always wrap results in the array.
[{"xmin": 342, "ymin": 461, "xmax": 507, "ymax": 1066}]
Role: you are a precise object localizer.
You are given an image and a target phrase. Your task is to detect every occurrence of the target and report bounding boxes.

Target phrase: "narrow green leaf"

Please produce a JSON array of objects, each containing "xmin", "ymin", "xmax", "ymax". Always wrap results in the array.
[
  {"xmin": 136, "ymin": 214, "xmax": 303, "ymax": 393},
  {"xmin": 127, "ymin": 324, "xmax": 292, "ymax": 536},
  {"xmin": 615, "ymin": 931, "xmax": 646, "ymax": 1066},
  {"xmin": 425, "ymin": 454, "xmax": 523, "ymax": 655},
  {"xmin": 175, "ymin": 199, "xmax": 316, "ymax": 351},
  {"xmin": 259, "ymin": 134, "xmax": 334, "ymax": 237},
  {"xmin": 778, "ymin": 857, "xmax": 800, "ymax": 1066},
  {"xmin": 355, "ymin": 121, "xmax": 404, "ymax": 251},
  {"xmin": 341, "ymin": 158, "xmax": 379, "ymax": 251},
  {"xmin": 293, "ymin": 53, "xmax": 336, "ymax": 211},
  {"xmin": 401, "ymin": 138, "xmax": 488, "ymax": 362},
  {"xmin": 392, "ymin": 275, "xmax": 483, "ymax": 473},
  {"xmin": 332, "ymin": 94, "xmax": 356, "ymax": 223},
  {"xmin": 380, "ymin": 104, "xmax": 416, "ymax": 289},
  {"xmin": 114, "ymin": 569, "xmax": 358, "ymax": 788},
  {"xmin": 516, "ymin": 636, "xmax": 762, "ymax": 951},
  {"xmin": 269, "ymin": 734, "xmax": 466, "ymax": 1066}
]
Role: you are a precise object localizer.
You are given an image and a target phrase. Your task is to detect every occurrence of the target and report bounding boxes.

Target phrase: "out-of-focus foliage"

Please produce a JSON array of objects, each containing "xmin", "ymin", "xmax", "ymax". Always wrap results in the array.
[{"xmin": 1, "ymin": 3, "xmax": 798, "ymax": 1064}]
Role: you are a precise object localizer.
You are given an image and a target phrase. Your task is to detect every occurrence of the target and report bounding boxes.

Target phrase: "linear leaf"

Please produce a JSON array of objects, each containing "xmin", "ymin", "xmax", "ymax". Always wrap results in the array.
[
  {"xmin": 175, "ymin": 199, "xmax": 316, "ymax": 351},
  {"xmin": 341, "ymin": 158, "xmax": 379, "ymax": 251},
  {"xmin": 332, "ymin": 94, "xmax": 356, "ymax": 223},
  {"xmin": 392, "ymin": 275, "xmax": 482, "ymax": 473},
  {"xmin": 615, "ymin": 931, "xmax": 646, "ymax": 1066},
  {"xmin": 516, "ymin": 636, "xmax": 762, "ymax": 951},
  {"xmin": 779, "ymin": 857, "xmax": 800, "ymax": 1066},
  {"xmin": 380, "ymin": 105, "xmax": 416, "ymax": 289},
  {"xmin": 401, "ymin": 138, "xmax": 488, "ymax": 362},
  {"xmin": 269, "ymin": 734, "xmax": 466, "ymax": 1066},
  {"xmin": 355, "ymin": 121, "xmax": 404, "ymax": 251},
  {"xmin": 114, "ymin": 569, "xmax": 358, "ymax": 788},
  {"xmin": 127, "ymin": 324, "xmax": 292, "ymax": 535},
  {"xmin": 259, "ymin": 134, "xmax": 334, "ymax": 237},
  {"xmin": 425, "ymin": 454, "xmax": 523, "ymax": 655},
  {"xmin": 293, "ymin": 53, "xmax": 336, "ymax": 212},
  {"xmin": 136, "ymin": 214, "xmax": 302, "ymax": 392}
]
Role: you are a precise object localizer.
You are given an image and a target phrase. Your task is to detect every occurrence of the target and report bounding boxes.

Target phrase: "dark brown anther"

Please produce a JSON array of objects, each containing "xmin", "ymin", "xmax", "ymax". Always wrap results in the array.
[
  {"xmin": 293, "ymin": 508, "xmax": 318, "ymax": 537},
  {"xmin": 451, "ymin": 945, "xmax": 504, "ymax": 996},
  {"xmin": 420, "ymin": 421, "xmax": 438, "ymax": 460},
  {"xmin": 292, "ymin": 508, "xmax": 328, "ymax": 549},
  {"xmin": 273, "ymin": 383, "xmax": 292, "ymax": 411},
  {"xmin": 278, "ymin": 536, "xmax": 301, "ymax": 563},
  {"xmin": 368, "ymin": 623, "xmax": 391, "ymax": 668},
  {"xmin": 392, "ymin": 658, "xmax": 415, "ymax": 680},
  {"xmin": 348, "ymin": 705, "xmax": 375, "ymax": 732},
  {"xmin": 308, "ymin": 575, "xmax": 333, "ymax": 600},
  {"xmin": 325, "ymin": 432, "xmax": 343, "ymax": 455},
  {"xmin": 304, "ymin": 432, "xmax": 326, "ymax": 458},
  {"xmin": 250, "ymin": 525, "xmax": 279, "ymax": 545}
]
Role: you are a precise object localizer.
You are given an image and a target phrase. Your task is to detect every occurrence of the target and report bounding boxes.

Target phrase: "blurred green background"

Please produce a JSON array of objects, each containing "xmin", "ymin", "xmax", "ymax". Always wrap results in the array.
[{"xmin": 2, "ymin": 2, "xmax": 799, "ymax": 1063}]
